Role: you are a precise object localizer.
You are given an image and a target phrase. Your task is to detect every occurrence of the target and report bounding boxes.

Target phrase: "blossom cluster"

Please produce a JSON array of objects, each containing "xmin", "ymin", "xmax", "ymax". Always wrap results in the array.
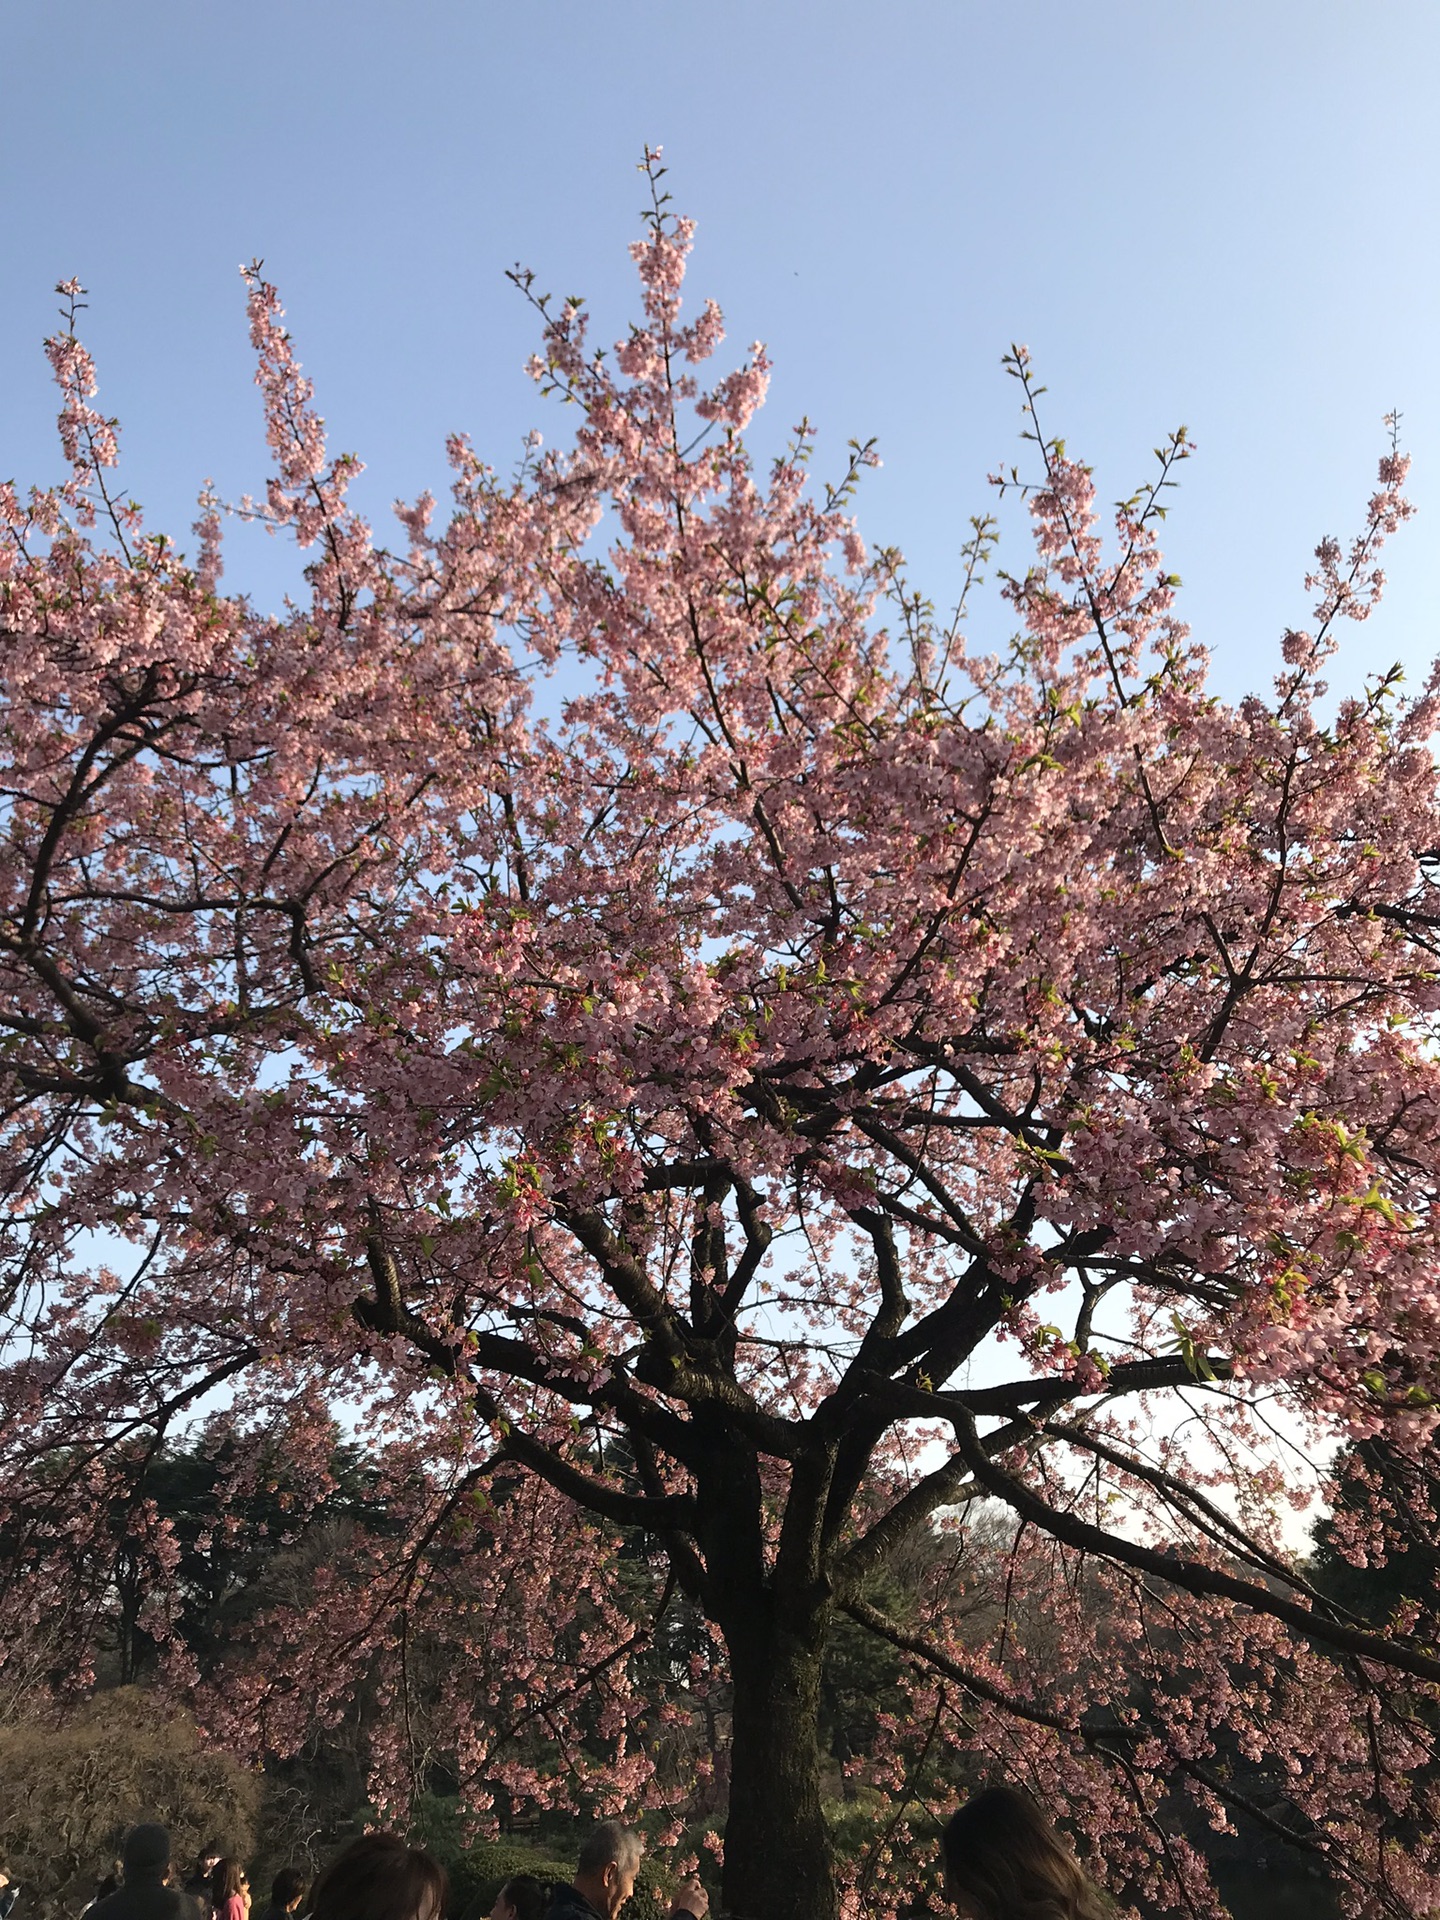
[{"xmin": 3, "ymin": 159, "xmax": 1439, "ymax": 1920}]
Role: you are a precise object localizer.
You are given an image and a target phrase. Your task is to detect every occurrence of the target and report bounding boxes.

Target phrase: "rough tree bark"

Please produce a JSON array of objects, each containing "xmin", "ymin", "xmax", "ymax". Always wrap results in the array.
[
  {"xmin": 689, "ymin": 1425, "xmax": 844, "ymax": 1920},
  {"xmin": 722, "ymin": 1609, "xmax": 835, "ymax": 1920}
]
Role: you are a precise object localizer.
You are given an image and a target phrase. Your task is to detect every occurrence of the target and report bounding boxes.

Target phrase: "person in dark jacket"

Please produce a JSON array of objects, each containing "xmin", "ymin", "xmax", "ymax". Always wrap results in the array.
[
  {"xmin": 545, "ymin": 1825, "xmax": 643, "ymax": 1920},
  {"xmin": 88, "ymin": 1826, "xmax": 200, "ymax": 1920},
  {"xmin": 545, "ymin": 1828, "xmax": 708, "ymax": 1920},
  {"xmin": 489, "ymin": 1878, "xmax": 546, "ymax": 1920},
  {"xmin": 0, "ymin": 1863, "xmax": 19, "ymax": 1920},
  {"xmin": 184, "ymin": 1849, "xmax": 222, "ymax": 1920},
  {"xmin": 254, "ymin": 1868, "xmax": 306, "ymax": 1920},
  {"xmin": 81, "ymin": 1864, "xmax": 124, "ymax": 1920}
]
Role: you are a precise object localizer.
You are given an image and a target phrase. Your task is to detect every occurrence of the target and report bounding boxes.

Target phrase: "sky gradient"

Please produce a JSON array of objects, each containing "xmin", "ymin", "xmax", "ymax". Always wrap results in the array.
[{"xmin": 2, "ymin": 1, "xmax": 1436, "ymax": 704}]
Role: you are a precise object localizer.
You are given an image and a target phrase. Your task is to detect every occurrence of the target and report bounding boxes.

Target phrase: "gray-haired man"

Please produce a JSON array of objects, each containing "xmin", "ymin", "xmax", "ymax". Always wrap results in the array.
[
  {"xmin": 545, "ymin": 1826, "xmax": 708, "ymax": 1920},
  {"xmin": 547, "ymin": 1826, "xmax": 641, "ymax": 1920}
]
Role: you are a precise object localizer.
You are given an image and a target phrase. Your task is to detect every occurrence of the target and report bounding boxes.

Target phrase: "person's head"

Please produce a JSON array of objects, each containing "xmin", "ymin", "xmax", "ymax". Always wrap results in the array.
[
  {"xmin": 488, "ymin": 1875, "xmax": 547, "ymax": 1920},
  {"xmin": 941, "ymin": 1788, "xmax": 1105, "ymax": 1920},
  {"xmin": 308, "ymin": 1835, "xmax": 447, "ymax": 1920},
  {"xmin": 123, "ymin": 1826, "xmax": 172, "ymax": 1886},
  {"xmin": 574, "ymin": 1824, "xmax": 643, "ymax": 1920},
  {"xmin": 489, "ymin": 1876, "xmax": 547, "ymax": 1920},
  {"xmin": 269, "ymin": 1869, "xmax": 308, "ymax": 1915},
  {"xmin": 199, "ymin": 1848, "xmax": 224, "ymax": 1878},
  {"xmin": 211, "ymin": 1861, "xmax": 248, "ymax": 1906}
]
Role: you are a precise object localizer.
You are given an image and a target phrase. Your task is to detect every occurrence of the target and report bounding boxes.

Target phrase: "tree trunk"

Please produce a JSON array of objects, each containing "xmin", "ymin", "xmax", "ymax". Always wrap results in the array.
[{"xmin": 721, "ymin": 1607, "xmax": 837, "ymax": 1920}]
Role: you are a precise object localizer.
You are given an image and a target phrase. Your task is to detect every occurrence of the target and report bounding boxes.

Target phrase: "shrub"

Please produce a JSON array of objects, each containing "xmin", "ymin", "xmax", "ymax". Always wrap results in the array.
[{"xmin": 0, "ymin": 1689, "xmax": 262, "ymax": 1920}]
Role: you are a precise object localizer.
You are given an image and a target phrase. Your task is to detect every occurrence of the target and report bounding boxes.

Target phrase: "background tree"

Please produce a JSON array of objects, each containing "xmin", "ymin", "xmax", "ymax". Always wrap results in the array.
[{"xmin": 4, "ymin": 153, "xmax": 1440, "ymax": 1920}]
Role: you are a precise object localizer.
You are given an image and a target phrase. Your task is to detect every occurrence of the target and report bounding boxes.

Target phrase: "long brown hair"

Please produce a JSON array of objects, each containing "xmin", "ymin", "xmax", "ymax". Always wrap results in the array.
[
  {"xmin": 308, "ymin": 1835, "xmax": 448, "ymax": 1920},
  {"xmin": 211, "ymin": 1861, "xmax": 248, "ymax": 1907},
  {"xmin": 941, "ymin": 1787, "xmax": 1109, "ymax": 1920}
]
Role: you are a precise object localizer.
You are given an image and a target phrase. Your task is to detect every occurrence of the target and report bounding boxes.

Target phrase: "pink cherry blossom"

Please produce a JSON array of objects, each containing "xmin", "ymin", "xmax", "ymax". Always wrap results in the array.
[{"xmin": 3, "ymin": 156, "xmax": 1440, "ymax": 1920}]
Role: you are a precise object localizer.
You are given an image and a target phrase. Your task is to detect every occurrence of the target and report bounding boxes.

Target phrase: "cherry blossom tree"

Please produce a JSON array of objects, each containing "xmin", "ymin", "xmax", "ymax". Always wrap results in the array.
[{"xmin": 5, "ymin": 153, "xmax": 1440, "ymax": 1920}]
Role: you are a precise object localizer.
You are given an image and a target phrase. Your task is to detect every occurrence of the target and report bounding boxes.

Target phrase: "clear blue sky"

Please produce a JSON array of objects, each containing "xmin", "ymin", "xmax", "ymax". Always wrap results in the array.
[{"xmin": 2, "ymin": 0, "xmax": 1436, "ymax": 703}]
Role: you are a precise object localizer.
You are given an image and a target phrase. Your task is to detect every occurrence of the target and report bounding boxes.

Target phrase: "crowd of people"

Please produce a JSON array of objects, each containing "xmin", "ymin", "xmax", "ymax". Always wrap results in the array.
[{"xmin": 0, "ymin": 1786, "xmax": 1108, "ymax": 1920}]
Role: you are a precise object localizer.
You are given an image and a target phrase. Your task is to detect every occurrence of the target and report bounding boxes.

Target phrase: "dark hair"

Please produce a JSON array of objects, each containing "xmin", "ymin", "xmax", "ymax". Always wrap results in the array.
[
  {"xmin": 270, "ymin": 1870, "xmax": 308, "ymax": 1912},
  {"xmin": 577, "ymin": 1824, "xmax": 641, "ymax": 1878},
  {"xmin": 497, "ymin": 1878, "xmax": 547, "ymax": 1920},
  {"xmin": 941, "ymin": 1787, "xmax": 1107, "ymax": 1920},
  {"xmin": 309, "ymin": 1835, "xmax": 447, "ymax": 1920},
  {"xmin": 212, "ymin": 1862, "xmax": 248, "ymax": 1906}
]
